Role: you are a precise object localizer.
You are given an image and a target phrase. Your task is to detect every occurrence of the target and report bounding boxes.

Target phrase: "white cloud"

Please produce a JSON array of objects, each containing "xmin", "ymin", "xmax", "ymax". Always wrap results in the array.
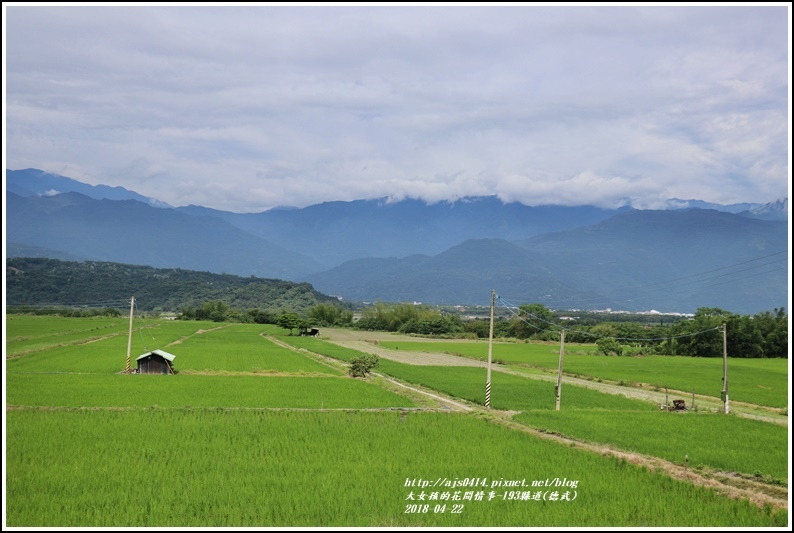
[{"xmin": 4, "ymin": 5, "xmax": 790, "ymax": 212}]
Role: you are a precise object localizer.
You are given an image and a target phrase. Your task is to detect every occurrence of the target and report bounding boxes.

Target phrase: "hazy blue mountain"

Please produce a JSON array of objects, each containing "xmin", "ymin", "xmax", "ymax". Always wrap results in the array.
[
  {"xmin": 7, "ymin": 242, "xmax": 87, "ymax": 262},
  {"xmin": 177, "ymin": 197, "xmax": 629, "ymax": 266},
  {"xmin": 737, "ymin": 198, "xmax": 789, "ymax": 221},
  {"xmin": 660, "ymin": 198, "xmax": 758, "ymax": 213},
  {"xmin": 8, "ymin": 168, "xmax": 786, "ymax": 265},
  {"xmin": 307, "ymin": 210, "xmax": 787, "ymax": 314},
  {"xmin": 305, "ymin": 239, "xmax": 597, "ymax": 307},
  {"xmin": 509, "ymin": 209, "xmax": 788, "ymax": 313},
  {"xmin": 176, "ymin": 196, "xmax": 787, "ymax": 266},
  {"xmin": 6, "ymin": 168, "xmax": 173, "ymax": 208},
  {"xmin": 4, "ymin": 168, "xmax": 788, "ymax": 314},
  {"xmin": 661, "ymin": 198, "xmax": 788, "ymax": 221},
  {"xmin": 6, "ymin": 192, "xmax": 326, "ymax": 280}
]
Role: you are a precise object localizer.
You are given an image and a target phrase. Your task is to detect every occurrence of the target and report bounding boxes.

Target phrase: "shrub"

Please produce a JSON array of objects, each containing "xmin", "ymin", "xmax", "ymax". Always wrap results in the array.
[
  {"xmin": 348, "ymin": 354, "xmax": 380, "ymax": 378},
  {"xmin": 596, "ymin": 338, "xmax": 623, "ymax": 356}
]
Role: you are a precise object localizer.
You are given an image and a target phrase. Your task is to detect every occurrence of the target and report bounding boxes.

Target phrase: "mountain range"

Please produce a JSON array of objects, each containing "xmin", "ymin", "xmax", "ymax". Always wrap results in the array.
[
  {"xmin": 5, "ymin": 168, "xmax": 789, "ymax": 314},
  {"xmin": 7, "ymin": 168, "xmax": 173, "ymax": 208}
]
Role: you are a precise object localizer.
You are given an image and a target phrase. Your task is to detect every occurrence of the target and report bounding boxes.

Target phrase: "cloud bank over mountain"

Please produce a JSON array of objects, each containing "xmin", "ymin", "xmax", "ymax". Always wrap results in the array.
[{"xmin": 5, "ymin": 5, "xmax": 789, "ymax": 212}]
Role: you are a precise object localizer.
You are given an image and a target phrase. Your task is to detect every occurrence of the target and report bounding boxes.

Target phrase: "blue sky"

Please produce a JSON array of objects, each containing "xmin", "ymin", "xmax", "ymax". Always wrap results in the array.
[{"xmin": 4, "ymin": 4, "xmax": 791, "ymax": 213}]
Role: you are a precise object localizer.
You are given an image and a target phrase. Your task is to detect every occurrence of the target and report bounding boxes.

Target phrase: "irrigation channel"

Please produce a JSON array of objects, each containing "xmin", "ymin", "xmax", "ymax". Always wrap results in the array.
[{"xmin": 270, "ymin": 328, "xmax": 789, "ymax": 512}]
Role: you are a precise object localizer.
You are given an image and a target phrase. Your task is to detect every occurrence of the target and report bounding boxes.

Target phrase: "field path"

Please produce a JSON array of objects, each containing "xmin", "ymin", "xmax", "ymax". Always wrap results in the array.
[
  {"xmin": 487, "ymin": 409, "xmax": 789, "ymax": 511},
  {"xmin": 317, "ymin": 328, "xmax": 789, "ymax": 511},
  {"xmin": 167, "ymin": 324, "xmax": 232, "ymax": 346},
  {"xmin": 319, "ymin": 328, "xmax": 787, "ymax": 426},
  {"xmin": 6, "ymin": 324, "xmax": 161, "ymax": 360},
  {"xmin": 332, "ymin": 339, "xmax": 487, "ymax": 367},
  {"xmin": 496, "ymin": 367, "xmax": 788, "ymax": 426},
  {"xmin": 267, "ymin": 334, "xmax": 473, "ymax": 412}
]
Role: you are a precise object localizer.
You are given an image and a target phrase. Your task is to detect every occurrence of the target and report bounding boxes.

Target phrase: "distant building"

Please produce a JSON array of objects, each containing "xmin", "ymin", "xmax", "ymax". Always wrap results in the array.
[{"xmin": 136, "ymin": 349, "xmax": 176, "ymax": 375}]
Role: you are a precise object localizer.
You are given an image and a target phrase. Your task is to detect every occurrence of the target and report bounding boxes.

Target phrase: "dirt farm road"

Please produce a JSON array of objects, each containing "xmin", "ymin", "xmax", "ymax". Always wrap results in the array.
[
  {"xmin": 318, "ymin": 328, "xmax": 787, "ymax": 426},
  {"xmin": 310, "ymin": 328, "xmax": 789, "ymax": 511}
]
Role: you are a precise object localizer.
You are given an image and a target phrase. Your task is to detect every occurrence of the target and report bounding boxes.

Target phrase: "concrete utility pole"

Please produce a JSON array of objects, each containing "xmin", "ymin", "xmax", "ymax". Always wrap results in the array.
[
  {"xmin": 125, "ymin": 296, "xmax": 134, "ymax": 374},
  {"xmin": 555, "ymin": 329, "xmax": 565, "ymax": 411},
  {"xmin": 485, "ymin": 290, "xmax": 495, "ymax": 409},
  {"xmin": 722, "ymin": 323, "xmax": 729, "ymax": 414}
]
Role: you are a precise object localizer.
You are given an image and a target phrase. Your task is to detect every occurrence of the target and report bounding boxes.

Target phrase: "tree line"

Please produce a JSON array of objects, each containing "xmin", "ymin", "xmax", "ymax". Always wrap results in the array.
[
  {"xmin": 7, "ymin": 258, "xmax": 786, "ymax": 358},
  {"xmin": 341, "ymin": 302, "xmax": 788, "ymax": 358},
  {"xmin": 501, "ymin": 304, "xmax": 788, "ymax": 358}
]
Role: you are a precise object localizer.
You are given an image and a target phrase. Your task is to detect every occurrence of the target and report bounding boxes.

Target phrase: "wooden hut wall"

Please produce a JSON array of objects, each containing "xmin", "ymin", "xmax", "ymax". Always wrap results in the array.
[{"xmin": 139, "ymin": 356, "xmax": 170, "ymax": 374}]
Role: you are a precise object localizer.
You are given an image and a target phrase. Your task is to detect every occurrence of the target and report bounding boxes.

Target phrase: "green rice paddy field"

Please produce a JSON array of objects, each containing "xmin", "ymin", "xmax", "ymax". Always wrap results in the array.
[
  {"xmin": 282, "ymin": 336, "xmax": 789, "ymax": 483},
  {"xmin": 4, "ymin": 315, "xmax": 790, "ymax": 527},
  {"xmin": 376, "ymin": 340, "xmax": 789, "ymax": 408}
]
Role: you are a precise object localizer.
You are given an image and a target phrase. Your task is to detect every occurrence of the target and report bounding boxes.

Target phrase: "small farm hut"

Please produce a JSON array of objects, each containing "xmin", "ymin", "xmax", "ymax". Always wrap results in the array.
[{"xmin": 136, "ymin": 349, "xmax": 176, "ymax": 375}]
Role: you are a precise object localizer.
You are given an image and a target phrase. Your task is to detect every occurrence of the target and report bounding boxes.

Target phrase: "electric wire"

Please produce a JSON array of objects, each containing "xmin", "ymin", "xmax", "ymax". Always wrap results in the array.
[
  {"xmin": 133, "ymin": 298, "xmax": 161, "ymax": 352},
  {"xmin": 502, "ymin": 250, "xmax": 788, "ymax": 311}
]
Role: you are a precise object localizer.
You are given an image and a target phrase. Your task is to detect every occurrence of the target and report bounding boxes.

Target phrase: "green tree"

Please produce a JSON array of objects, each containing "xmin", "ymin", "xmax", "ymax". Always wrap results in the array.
[
  {"xmin": 463, "ymin": 318, "xmax": 490, "ymax": 338},
  {"xmin": 511, "ymin": 303, "xmax": 557, "ymax": 340},
  {"xmin": 297, "ymin": 318, "xmax": 314, "ymax": 336},
  {"xmin": 309, "ymin": 303, "xmax": 353, "ymax": 326},
  {"xmin": 179, "ymin": 305, "xmax": 196, "ymax": 320},
  {"xmin": 596, "ymin": 337, "xmax": 623, "ymax": 356},
  {"xmin": 673, "ymin": 308, "xmax": 734, "ymax": 357},
  {"xmin": 195, "ymin": 300, "xmax": 231, "ymax": 322},
  {"xmin": 348, "ymin": 354, "xmax": 380, "ymax": 378},
  {"xmin": 246, "ymin": 308, "xmax": 277, "ymax": 324},
  {"xmin": 728, "ymin": 316, "xmax": 764, "ymax": 358},
  {"xmin": 589, "ymin": 322, "xmax": 619, "ymax": 339},
  {"xmin": 754, "ymin": 308, "xmax": 788, "ymax": 358},
  {"xmin": 357, "ymin": 301, "xmax": 439, "ymax": 332},
  {"xmin": 277, "ymin": 312, "xmax": 301, "ymax": 335}
]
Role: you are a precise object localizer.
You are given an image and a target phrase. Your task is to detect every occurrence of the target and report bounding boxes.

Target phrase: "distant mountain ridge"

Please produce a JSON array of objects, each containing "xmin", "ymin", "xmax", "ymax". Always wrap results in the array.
[
  {"xmin": 660, "ymin": 198, "xmax": 759, "ymax": 213},
  {"xmin": 6, "ymin": 243, "xmax": 87, "ymax": 263},
  {"xmin": 6, "ymin": 168, "xmax": 173, "ymax": 208},
  {"xmin": 304, "ymin": 209, "xmax": 787, "ymax": 314},
  {"xmin": 177, "ymin": 197, "xmax": 632, "ymax": 266},
  {"xmin": 6, "ymin": 191, "xmax": 326, "ymax": 280},
  {"xmin": 5, "ymin": 168, "xmax": 789, "ymax": 314},
  {"xmin": 305, "ymin": 238, "xmax": 599, "ymax": 307},
  {"xmin": 740, "ymin": 198, "xmax": 789, "ymax": 221},
  {"xmin": 512, "ymin": 209, "xmax": 788, "ymax": 313}
]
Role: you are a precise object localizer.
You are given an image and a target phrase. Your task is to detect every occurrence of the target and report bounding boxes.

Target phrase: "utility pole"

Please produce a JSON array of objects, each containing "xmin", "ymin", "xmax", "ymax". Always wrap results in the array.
[
  {"xmin": 555, "ymin": 329, "xmax": 565, "ymax": 411},
  {"xmin": 125, "ymin": 296, "xmax": 134, "ymax": 374},
  {"xmin": 722, "ymin": 323, "xmax": 729, "ymax": 414},
  {"xmin": 486, "ymin": 290, "xmax": 495, "ymax": 409}
]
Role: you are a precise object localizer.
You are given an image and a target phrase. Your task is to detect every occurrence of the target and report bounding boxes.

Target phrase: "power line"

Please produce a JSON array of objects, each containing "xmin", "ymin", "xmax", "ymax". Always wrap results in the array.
[
  {"xmin": 134, "ymin": 298, "xmax": 161, "ymax": 352},
  {"xmin": 592, "ymin": 250, "xmax": 787, "ymax": 293},
  {"xmin": 505, "ymin": 251, "xmax": 788, "ymax": 311},
  {"xmin": 555, "ymin": 264, "xmax": 788, "ymax": 310},
  {"xmin": 616, "ymin": 259, "xmax": 787, "ymax": 296}
]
